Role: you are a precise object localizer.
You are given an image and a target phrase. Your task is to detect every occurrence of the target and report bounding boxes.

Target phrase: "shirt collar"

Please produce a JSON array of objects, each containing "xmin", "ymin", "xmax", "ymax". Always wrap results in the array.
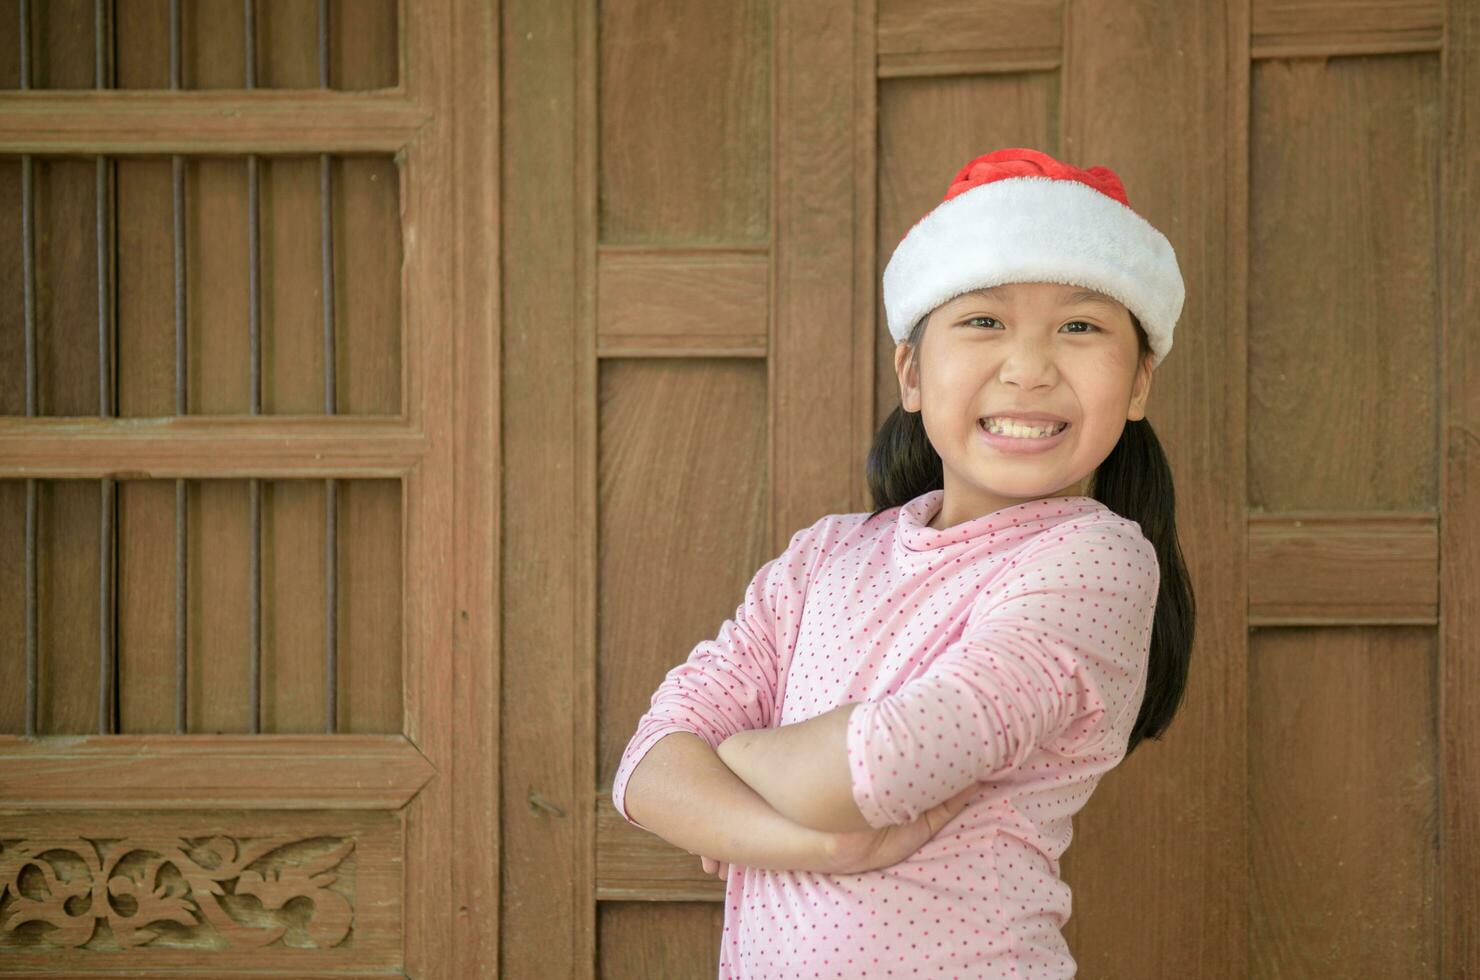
[{"xmin": 894, "ymin": 489, "xmax": 1106, "ymax": 557}]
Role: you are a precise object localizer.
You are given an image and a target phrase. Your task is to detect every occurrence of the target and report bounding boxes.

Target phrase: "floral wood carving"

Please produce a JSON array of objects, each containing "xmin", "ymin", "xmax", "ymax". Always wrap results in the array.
[{"xmin": 0, "ymin": 834, "xmax": 354, "ymax": 950}]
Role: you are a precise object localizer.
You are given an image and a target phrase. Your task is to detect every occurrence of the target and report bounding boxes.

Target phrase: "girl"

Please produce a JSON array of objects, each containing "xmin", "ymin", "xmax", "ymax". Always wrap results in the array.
[{"xmin": 612, "ymin": 147, "xmax": 1196, "ymax": 978}]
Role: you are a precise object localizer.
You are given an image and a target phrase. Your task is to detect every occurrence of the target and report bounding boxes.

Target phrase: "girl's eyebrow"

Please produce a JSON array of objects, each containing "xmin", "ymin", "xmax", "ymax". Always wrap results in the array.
[
  {"xmin": 961, "ymin": 285, "xmax": 1120, "ymax": 313},
  {"xmin": 1056, "ymin": 287, "xmax": 1121, "ymax": 312}
]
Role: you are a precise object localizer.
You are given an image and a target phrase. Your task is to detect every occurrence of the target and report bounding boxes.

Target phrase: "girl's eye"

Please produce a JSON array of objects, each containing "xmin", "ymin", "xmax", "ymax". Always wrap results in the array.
[{"xmin": 963, "ymin": 316, "xmax": 1101, "ymax": 333}]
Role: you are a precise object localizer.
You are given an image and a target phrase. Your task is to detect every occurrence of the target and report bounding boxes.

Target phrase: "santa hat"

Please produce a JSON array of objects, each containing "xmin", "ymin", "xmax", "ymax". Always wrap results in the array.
[{"xmin": 882, "ymin": 147, "xmax": 1185, "ymax": 367}]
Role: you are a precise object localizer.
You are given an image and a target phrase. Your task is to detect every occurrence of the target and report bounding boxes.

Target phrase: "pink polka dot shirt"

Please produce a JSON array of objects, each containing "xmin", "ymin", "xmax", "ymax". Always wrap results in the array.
[{"xmin": 611, "ymin": 489, "xmax": 1161, "ymax": 978}]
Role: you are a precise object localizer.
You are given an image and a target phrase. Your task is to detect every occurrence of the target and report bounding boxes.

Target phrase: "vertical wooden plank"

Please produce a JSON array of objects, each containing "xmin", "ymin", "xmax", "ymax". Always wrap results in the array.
[
  {"xmin": 501, "ymin": 0, "xmax": 581, "ymax": 972},
  {"xmin": 446, "ymin": 0, "xmax": 502, "ymax": 970},
  {"xmin": 1441, "ymin": 0, "xmax": 1480, "ymax": 971},
  {"xmin": 773, "ymin": 0, "xmax": 863, "ymax": 546},
  {"xmin": 1250, "ymin": 628, "xmax": 1438, "ymax": 973},
  {"xmin": 35, "ymin": 158, "xmax": 99, "ymax": 415},
  {"xmin": 31, "ymin": 0, "xmax": 95, "ymax": 89},
  {"xmin": 0, "ymin": 160, "xmax": 21, "ymax": 408},
  {"xmin": 29, "ymin": 153, "xmax": 104, "ymax": 735},
  {"xmin": 0, "ymin": 482, "xmax": 25, "ymax": 731},
  {"xmin": 1248, "ymin": 55, "xmax": 1439, "ymax": 512},
  {"xmin": 329, "ymin": 0, "xmax": 400, "ymax": 91},
  {"xmin": 114, "ymin": 0, "xmax": 170, "ymax": 89},
  {"xmin": 116, "ymin": 479, "xmax": 176, "ymax": 731},
  {"xmin": 599, "ymin": 902, "xmax": 725, "ymax": 977},
  {"xmin": 255, "ymin": 0, "xmax": 315, "ymax": 89},
  {"xmin": 39, "ymin": 480, "xmax": 100, "ymax": 733},
  {"xmin": 335, "ymin": 155, "xmax": 403, "ymax": 416},
  {"xmin": 1060, "ymin": 0, "xmax": 1244, "ymax": 975},
  {"xmin": 114, "ymin": 154, "xmax": 174, "ymax": 418},
  {"xmin": 1246, "ymin": 50, "xmax": 1443, "ymax": 972},
  {"xmin": 577, "ymin": 0, "xmax": 599, "ymax": 974},
  {"xmin": 338, "ymin": 478, "xmax": 404, "ymax": 733},
  {"xmin": 189, "ymin": 156, "xmax": 249, "ymax": 414},
  {"xmin": 190, "ymin": 478, "xmax": 251, "ymax": 733},
  {"xmin": 853, "ymin": 0, "xmax": 877, "ymax": 511},
  {"xmin": 184, "ymin": 0, "xmax": 247, "ymax": 90},
  {"xmin": 401, "ymin": 0, "xmax": 456, "ymax": 975},
  {"xmin": 596, "ymin": 0, "xmax": 769, "ymax": 246}
]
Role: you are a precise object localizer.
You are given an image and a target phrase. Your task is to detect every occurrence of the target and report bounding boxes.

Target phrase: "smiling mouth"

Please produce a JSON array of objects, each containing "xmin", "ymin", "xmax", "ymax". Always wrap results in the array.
[{"xmin": 978, "ymin": 417, "xmax": 1070, "ymax": 438}]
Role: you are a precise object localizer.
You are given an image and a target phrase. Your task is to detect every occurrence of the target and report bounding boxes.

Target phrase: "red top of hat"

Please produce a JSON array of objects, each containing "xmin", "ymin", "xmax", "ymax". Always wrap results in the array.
[
  {"xmin": 896, "ymin": 147, "xmax": 1135, "ymax": 245},
  {"xmin": 942, "ymin": 147, "xmax": 1131, "ymax": 208}
]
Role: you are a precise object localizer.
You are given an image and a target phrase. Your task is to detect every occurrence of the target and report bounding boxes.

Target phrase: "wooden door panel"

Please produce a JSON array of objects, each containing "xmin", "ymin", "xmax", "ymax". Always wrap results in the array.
[{"xmin": 0, "ymin": 1, "xmax": 500, "ymax": 975}]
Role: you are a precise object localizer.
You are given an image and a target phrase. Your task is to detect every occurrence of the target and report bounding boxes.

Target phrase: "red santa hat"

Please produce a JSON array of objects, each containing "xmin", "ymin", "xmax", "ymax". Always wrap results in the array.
[{"xmin": 882, "ymin": 147, "xmax": 1185, "ymax": 367}]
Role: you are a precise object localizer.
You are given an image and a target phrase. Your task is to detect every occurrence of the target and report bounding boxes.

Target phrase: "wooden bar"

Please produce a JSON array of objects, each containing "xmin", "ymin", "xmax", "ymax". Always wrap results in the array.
[
  {"xmin": 596, "ymin": 246, "xmax": 769, "ymax": 357},
  {"xmin": 0, "ymin": 92, "xmax": 428, "ymax": 154},
  {"xmin": 1440, "ymin": 0, "xmax": 1480, "ymax": 971},
  {"xmin": 0, "ymin": 734, "xmax": 434, "ymax": 809},
  {"xmin": 1248, "ymin": 512, "xmax": 1438, "ymax": 625},
  {"xmin": 0, "ymin": 417, "xmax": 428, "ymax": 478}
]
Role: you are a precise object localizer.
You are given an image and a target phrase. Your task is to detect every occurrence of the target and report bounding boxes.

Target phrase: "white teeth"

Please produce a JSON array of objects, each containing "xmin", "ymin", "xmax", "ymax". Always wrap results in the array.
[{"xmin": 981, "ymin": 417, "xmax": 1066, "ymax": 438}]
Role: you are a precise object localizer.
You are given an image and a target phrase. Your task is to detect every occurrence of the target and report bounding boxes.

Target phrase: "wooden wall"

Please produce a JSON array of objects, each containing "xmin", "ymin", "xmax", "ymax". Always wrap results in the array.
[
  {"xmin": 503, "ymin": 0, "xmax": 1479, "ymax": 976},
  {"xmin": 2, "ymin": 0, "xmax": 1477, "ymax": 975}
]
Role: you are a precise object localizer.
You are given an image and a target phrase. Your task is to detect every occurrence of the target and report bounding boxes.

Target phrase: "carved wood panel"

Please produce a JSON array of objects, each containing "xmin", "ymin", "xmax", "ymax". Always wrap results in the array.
[{"xmin": 0, "ymin": 810, "xmax": 401, "ymax": 970}]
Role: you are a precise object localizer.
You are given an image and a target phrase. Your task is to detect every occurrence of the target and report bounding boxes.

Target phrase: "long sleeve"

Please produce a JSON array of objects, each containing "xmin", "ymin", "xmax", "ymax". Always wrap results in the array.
[
  {"xmin": 846, "ymin": 518, "xmax": 1160, "ymax": 829},
  {"xmin": 611, "ymin": 516, "xmax": 832, "ymax": 833}
]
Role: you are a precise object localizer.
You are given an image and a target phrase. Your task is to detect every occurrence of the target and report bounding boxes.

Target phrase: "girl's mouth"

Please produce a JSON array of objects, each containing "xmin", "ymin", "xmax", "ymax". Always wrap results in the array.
[{"xmin": 977, "ymin": 417, "xmax": 1071, "ymax": 455}]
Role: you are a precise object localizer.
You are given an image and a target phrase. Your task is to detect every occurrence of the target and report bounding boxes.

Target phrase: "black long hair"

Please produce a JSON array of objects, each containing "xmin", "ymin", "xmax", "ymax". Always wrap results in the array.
[{"xmin": 864, "ymin": 312, "xmax": 1195, "ymax": 758}]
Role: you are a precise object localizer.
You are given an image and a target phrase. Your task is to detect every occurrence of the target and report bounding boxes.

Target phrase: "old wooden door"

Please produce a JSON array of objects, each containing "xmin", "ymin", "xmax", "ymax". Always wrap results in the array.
[
  {"xmin": 504, "ymin": 0, "xmax": 1480, "ymax": 976},
  {"xmin": 0, "ymin": 1, "xmax": 499, "ymax": 976}
]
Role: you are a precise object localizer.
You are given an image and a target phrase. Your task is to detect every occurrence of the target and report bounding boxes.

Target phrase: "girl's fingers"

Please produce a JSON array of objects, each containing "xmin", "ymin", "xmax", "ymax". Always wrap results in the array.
[{"xmin": 701, "ymin": 856, "xmax": 716, "ymax": 875}]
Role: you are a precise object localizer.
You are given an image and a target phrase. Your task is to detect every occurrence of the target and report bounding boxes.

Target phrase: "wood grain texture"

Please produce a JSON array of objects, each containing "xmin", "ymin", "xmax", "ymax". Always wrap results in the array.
[
  {"xmin": 0, "ymin": 95, "xmax": 426, "ymax": 153},
  {"xmin": 501, "ymin": 0, "xmax": 583, "ymax": 974},
  {"xmin": 877, "ymin": 0, "xmax": 1062, "ymax": 77},
  {"xmin": 1248, "ymin": 512, "xmax": 1438, "ymax": 624},
  {"xmin": 1250, "ymin": 627, "xmax": 1438, "ymax": 975},
  {"xmin": 32, "ymin": 481, "xmax": 103, "ymax": 734},
  {"xmin": 0, "ymin": 0, "xmax": 398, "ymax": 90},
  {"xmin": 1252, "ymin": 0, "xmax": 1441, "ymax": 59},
  {"xmin": 1440, "ymin": 0, "xmax": 1480, "ymax": 972},
  {"xmin": 0, "ymin": 418, "xmax": 427, "ymax": 476},
  {"xmin": 597, "ymin": 245, "xmax": 769, "ymax": 357},
  {"xmin": 773, "ymin": 0, "xmax": 865, "ymax": 546},
  {"xmin": 597, "ymin": 0, "xmax": 770, "ymax": 245},
  {"xmin": 0, "ymin": 734, "xmax": 432, "ymax": 808},
  {"xmin": 0, "ymin": 0, "xmax": 502, "ymax": 974},
  {"xmin": 598, "ymin": 900, "xmax": 725, "ymax": 979},
  {"xmin": 400, "ymin": 0, "xmax": 458, "ymax": 973},
  {"xmin": 445, "ymin": 0, "xmax": 503, "ymax": 971},
  {"xmin": 1250, "ymin": 53, "xmax": 1440, "ymax": 513}
]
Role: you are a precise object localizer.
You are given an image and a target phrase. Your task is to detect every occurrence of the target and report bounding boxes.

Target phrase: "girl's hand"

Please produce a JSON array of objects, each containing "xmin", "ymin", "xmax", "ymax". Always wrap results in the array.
[
  {"xmin": 823, "ymin": 783, "xmax": 979, "ymax": 875},
  {"xmin": 700, "ymin": 855, "xmax": 729, "ymax": 879}
]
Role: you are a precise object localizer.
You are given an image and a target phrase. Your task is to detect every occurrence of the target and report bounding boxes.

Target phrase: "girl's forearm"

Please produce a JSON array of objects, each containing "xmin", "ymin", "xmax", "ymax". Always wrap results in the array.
[
  {"xmin": 620, "ymin": 730, "xmax": 839, "ymax": 872},
  {"xmin": 717, "ymin": 703, "xmax": 876, "ymax": 834}
]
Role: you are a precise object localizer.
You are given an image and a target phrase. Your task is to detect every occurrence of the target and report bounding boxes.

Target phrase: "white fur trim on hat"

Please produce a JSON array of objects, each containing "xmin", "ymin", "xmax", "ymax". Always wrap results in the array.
[{"xmin": 882, "ymin": 175, "xmax": 1185, "ymax": 367}]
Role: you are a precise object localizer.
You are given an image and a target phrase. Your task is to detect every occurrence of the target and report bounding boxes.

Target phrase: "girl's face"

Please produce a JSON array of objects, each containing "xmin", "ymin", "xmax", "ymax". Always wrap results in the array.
[{"xmin": 895, "ymin": 280, "xmax": 1154, "ymax": 529}]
